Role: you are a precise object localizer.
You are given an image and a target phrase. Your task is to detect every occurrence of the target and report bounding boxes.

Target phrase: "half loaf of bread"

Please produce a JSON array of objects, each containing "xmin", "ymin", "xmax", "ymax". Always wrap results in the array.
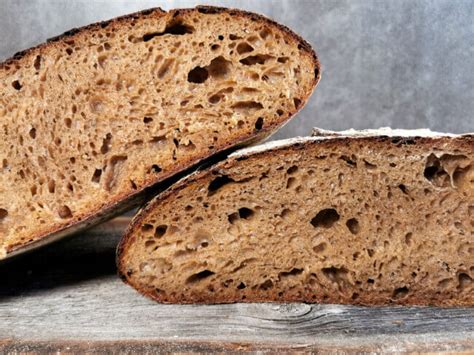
[
  {"xmin": 0, "ymin": 6, "xmax": 320, "ymax": 259},
  {"xmin": 118, "ymin": 128, "xmax": 473, "ymax": 306}
]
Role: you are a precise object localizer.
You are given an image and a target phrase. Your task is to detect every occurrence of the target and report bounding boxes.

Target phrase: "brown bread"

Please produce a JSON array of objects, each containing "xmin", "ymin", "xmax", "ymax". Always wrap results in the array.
[
  {"xmin": 118, "ymin": 129, "xmax": 473, "ymax": 306},
  {"xmin": 0, "ymin": 6, "xmax": 319, "ymax": 259}
]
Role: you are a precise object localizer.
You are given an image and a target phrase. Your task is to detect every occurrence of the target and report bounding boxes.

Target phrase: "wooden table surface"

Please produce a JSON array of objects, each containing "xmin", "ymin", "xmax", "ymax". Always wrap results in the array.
[{"xmin": 1, "ymin": 217, "xmax": 473, "ymax": 353}]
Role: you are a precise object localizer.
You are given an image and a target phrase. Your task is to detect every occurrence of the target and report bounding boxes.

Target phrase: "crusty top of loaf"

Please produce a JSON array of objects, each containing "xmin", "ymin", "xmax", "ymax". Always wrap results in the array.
[
  {"xmin": 230, "ymin": 127, "xmax": 473, "ymax": 159},
  {"xmin": 0, "ymin": 5, "xmax": 319, "ymax": 75},
  {"xmin": 312, "ymin": 127, "xmax": 465, "ymax": 138}
]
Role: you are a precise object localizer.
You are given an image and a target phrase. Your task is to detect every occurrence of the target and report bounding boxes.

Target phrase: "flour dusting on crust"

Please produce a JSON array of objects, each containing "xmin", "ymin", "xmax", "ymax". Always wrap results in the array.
[
  {"xmin": 230, "ymin": 127, "xmax": 469, "ymax": 159},
  {"xmin": 311, "ymin": 127, "xmax": 462, "ymax": 138}
]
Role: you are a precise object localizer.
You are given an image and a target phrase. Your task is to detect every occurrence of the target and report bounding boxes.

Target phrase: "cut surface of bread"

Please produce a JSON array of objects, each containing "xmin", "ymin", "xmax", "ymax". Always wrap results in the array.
[
  {"xmin": 0, "ymin": 6, "xmax": 319, "ymax": 258},
  {"xmin": 118, "ymin": 129, "xmax": 473, "ymax": 306}
]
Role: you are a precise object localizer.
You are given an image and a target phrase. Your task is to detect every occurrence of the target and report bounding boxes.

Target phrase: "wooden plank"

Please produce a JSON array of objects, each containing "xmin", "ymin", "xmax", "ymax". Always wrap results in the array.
[{"xmin": 1, "ymin": 217, "xmax": 473, "ymax": 352}]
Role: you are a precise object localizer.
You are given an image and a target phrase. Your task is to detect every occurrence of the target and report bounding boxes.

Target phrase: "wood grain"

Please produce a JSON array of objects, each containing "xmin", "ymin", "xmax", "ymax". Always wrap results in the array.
[{"xmin": 1, "ymin": 217, "xmax": 473, "ymax": 353}]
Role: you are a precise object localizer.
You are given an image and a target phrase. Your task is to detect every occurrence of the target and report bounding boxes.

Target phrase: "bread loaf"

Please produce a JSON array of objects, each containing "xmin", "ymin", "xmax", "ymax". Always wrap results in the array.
[
  {"xmin": 0, "ymin": 6, "xmax": 319, "ymax": 259},
  {"xmin": 118, "ymin": 129, "xmax": 473, "ymax": 306}
]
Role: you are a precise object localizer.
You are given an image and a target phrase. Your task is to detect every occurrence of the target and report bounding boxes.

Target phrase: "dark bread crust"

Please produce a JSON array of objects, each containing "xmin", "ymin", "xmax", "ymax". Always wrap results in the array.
[
  {"xmin": 1, "ymin": 6, "xmax": 320, "ymax": 79},
  {"xmin": 117, "ymin": 134, "xmax": 473, "ymax": 306},
  {"xmin": 1, "ymin": 6, "xmax": 320, "ymax": 259}
]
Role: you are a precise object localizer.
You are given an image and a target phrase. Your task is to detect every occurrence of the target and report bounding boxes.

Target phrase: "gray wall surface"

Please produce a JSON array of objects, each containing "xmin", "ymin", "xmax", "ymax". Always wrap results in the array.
[{"xmin": 1, "ymin": 0, "xmax": 473, "ymax": 137}]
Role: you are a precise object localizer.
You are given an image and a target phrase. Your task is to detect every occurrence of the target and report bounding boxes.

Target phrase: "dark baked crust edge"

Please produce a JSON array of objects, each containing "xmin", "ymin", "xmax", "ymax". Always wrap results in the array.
[
  {"xmin": 1, "ymin": 5, "xmax": 320, "ymax": 259},
  {"xmin": 117, "ymin": 134, "xmax": 473, "ymax": 306}
]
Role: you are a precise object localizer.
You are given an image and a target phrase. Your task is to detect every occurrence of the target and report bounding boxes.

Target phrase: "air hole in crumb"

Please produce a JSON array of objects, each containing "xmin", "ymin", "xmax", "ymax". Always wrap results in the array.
[
  {"xmin": 144, "ymin": 240, "xmax": 155, "ymax": 248},
  {"xmin": 104, "ymin": 155, "xmax": 127, "ymax": 191},
  {"xmin": 91, "ymin": 169, "xmax": 102, "ymax": 183},
  {"xmin": 423, "ymin": 153, "xmax": 469, "ymax": 188},
  {"xmin": 58, "ymin": 205, "xmax": 72, "ymax": 219},
  {"xmin": 12, "ymin": 80, "xmax": 22, "ymax": 90},
  {"xmin": 313, "ymin": 242, "xmax": 327, "ymax": 253},
  {"xmin": 231, "ymin": 101, "xmax": 264, "ymax": 114},
  {"xmin": 65, "ymin": 118, "xmax": 72, "ymax": 128},
  {"xmin": 238, "ymin": 207, "xmax": 254, "ymax": 220},
  {"xmin": 89, "ymin": 97, "xmax": 104, "ymax": 113},
  {"xmin": 458, "ymin": 273, "xmax": 472, "ymax": 291},
  {"xmin": 236, "ymin": 42, "xmax": 254, "ymax": 54},
  {"xmin": 392, "ymin": 286, "xmax": 409, "ymax": 299},
  {"xmin": 100, "ymin": 133, "xmax": 112, "ymax": 154},
  {"xmin": 260, "ymin": 279, "xmax": 273, "ymax": 290},
  {"xmin": 286, "ymin": 177, "xmax": 297, "ymax": 189},
  {"xmin": 240, "ymin": 54, "xmax": 272, "ymax": 66},
  {"xmin": 346, "ymin": 218, "xmax": 360, "ymax": 234},
  {"xmin": 0, "ymin": 208, "xmax": 8, "ymax": 222},
  {"xmin": 187, "ymin": 66, "xmax": 209, "ymax": 83},
  {"xmin": 259, "ymin": 28, "xmax": 271, "ymax": 39},
  {"xmin": 228, "ymin": 212, "xmax": 239, "ymax": 224},
  {"xmin": 143, "ymin": 116, "xmax": 153, "ymax": 124},
  {"xmin": 279, "ymin": 268, "xmax": 303, "ymax": 280},
  {"xmin": 29, "ymin": 128, "xmax": 36, "ymax": 139},
  {"xmin": 208, "ymin": 94, "xmax": 222, "ymax": 104},
  {"xmin": 143, "ymin": 22, "xmax": 194, "ymax": 41},
  {"xmin": 453, "ymin": 165, "xmax": 472, "ymax": 188},
  {"xmin": 398, "ymin": 184, "xmax": 408, "ymax": 194},
  {"xmin": 158, "ymin": 58, "xmax": 175, "ymax": 79},
  {"xmin": 255, "ymin": 117, "xmax": 264, "ymax": 130},
  {"xmin": 287, "ymin": 165, "xmax": 298, "ymax": 174},
  {"xmin": 322, "ymin": 266, "xmax": 348, "ymax": 284},
  {"xmin": 311, "ymin": 208, "xmax": 340, "ymax": 228},
  {"xmin": 237, "ymin": 282, "xmax": 246, "ymax": 289},
  {"xmin": 151, "ymin": 164, "xmax": 162, "ymax": 173},
  {"xmin": 208, "ymin": 175, "xmax": 234, "ymax": 196},
  {"xmin": 280, "ymin": 208, "xmax": 291, "ymax": 219},
  {"xmin": 207, "ymin": 56, "xmax": 232, "ymax": 79},
  {"xmin": 150, "ymin": 135, "xmax": 166, "ymax": 145},
  {"xmin": 155, "ymin": 225, "xmax": 168, "ymax": 238},
  {"xmin": 364, "ymin": 159, "xmax": 377, "ymax": 169},
  {"xmin": 48, "ymin": 180, "xmax": 55, "ymax": 193},
  {"xmin": 278, "ymin": 57, "xmax": 289, "ymax": 63},
  {"xmin": 186, "ymin": 270, "xmax": 215, "ymax": 284},
  {"xmin": 141, "ymin": 224, "xmax": 153, "ymax": 232},
  {"xmin": 340, "ymin": 155, "xmax": 357, "ymax": 167},
  {"xmin": 34, "ymin": 55, "xmax": 41, "ymax": 70},
  {"xmin": 404, "ymin": 232, "xmax": 413, "ymax": 245},
  {"xmin": 293, "ymin": 98, "xmax": 302, "ymax": 109}
]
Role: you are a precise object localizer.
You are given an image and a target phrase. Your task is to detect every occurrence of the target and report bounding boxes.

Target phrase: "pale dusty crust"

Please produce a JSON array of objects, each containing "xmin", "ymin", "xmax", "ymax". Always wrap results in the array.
[
  {"xmin": 0, "ymin": 6, "xmax": 320, "ymax": 259},
  {"xmin": 117, "ymin": 133, "xmax": 473, "ymax": 306}
]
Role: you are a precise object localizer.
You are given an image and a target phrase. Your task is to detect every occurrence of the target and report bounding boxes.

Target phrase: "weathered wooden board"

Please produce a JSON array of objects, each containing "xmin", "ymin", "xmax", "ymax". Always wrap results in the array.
[{"xmin": 1, "ymin": 217, "xmax": 473, "ymax": 353}]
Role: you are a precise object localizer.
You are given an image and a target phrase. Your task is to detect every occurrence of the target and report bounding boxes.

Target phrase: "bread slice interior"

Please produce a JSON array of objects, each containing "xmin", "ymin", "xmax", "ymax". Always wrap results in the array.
[
  {"xmin": 0, "ymin": 6, "xmax": 319, "ymax": 257},
  {"xmin": 118, "ymin": 130, "xmax": 473, "ymax": 306}
]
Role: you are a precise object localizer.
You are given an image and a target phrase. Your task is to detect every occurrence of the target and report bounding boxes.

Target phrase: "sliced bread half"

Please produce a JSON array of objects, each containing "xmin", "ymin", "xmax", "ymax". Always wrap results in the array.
[
  {"xmin": 118, "ymin": 128, "xmax": 473, "ymax": 306},
  {"xmin": 0, "ymin": 6, "xmax": 319, "ymax": 259}
]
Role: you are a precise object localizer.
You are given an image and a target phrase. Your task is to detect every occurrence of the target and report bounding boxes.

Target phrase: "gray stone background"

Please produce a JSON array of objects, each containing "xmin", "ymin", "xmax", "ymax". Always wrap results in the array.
[{"xmin": 1, "ymin": 0, "xmax": 473, "ymax": 136}]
